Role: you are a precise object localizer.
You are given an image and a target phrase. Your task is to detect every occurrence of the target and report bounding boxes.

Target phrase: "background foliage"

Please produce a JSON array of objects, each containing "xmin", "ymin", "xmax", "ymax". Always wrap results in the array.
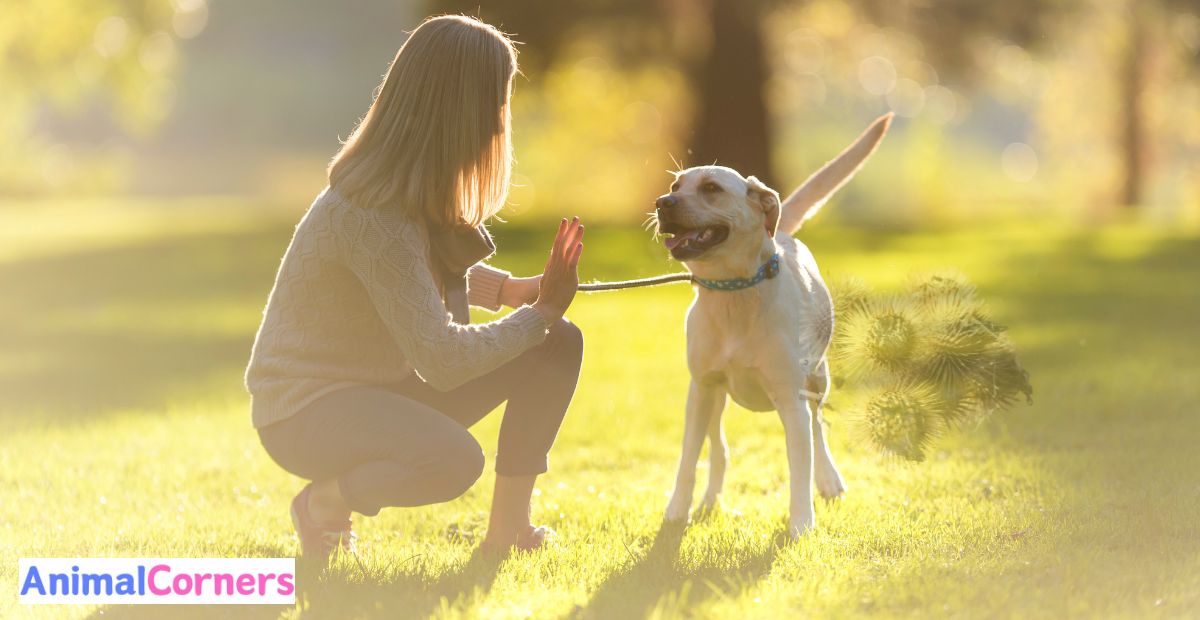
[{"xmin": 3, "ymin": 0, "xmax": 1198, "ymax": 223}]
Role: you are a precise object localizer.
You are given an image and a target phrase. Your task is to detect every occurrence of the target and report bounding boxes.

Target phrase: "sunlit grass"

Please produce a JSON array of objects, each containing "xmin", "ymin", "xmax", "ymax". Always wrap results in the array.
[{"xmin": 0, "ymin": 201, "xmax": 1197, "ymax": 619}]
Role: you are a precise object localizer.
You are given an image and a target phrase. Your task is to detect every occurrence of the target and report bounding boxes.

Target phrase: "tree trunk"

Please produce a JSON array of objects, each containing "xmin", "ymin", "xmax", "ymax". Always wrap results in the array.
[
  {"xmin": 690, "ymin": 0, "xmax": 773, "ymax": 186},
  {"xmin": 1119, "ymin": 3, "xmax": 1148, "ymax": 208}
]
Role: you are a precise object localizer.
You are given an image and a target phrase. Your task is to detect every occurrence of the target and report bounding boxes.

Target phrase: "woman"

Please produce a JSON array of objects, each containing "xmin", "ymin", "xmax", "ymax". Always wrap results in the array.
[{"xmin": 245, "ymin": 15, "xmax": 585, "ymax": 559}]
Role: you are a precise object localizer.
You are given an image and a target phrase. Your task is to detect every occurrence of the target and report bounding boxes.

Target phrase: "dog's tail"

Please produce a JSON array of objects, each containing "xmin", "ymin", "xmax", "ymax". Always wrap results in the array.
[{"xmin": 777, "ymin": 113, "xmax": 893, "ymax": 236}]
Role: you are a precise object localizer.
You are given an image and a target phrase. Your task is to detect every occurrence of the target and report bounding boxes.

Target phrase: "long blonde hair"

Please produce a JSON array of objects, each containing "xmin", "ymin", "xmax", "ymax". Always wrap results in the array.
[{"xmin": 328, "ymin": 15, "xmax": 518, "ymax": 228}]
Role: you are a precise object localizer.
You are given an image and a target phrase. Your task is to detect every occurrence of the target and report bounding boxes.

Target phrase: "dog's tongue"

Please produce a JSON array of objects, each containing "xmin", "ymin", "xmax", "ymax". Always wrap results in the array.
[{"xmin": 664, "ymin": 229, "xmax": 701, "ymax": 250}]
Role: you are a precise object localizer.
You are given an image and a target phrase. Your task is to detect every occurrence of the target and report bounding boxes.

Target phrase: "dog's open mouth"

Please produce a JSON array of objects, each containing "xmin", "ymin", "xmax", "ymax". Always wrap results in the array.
[{"xmin": 658, "ymin": 222, "xmax": 729, "ymax": 260}]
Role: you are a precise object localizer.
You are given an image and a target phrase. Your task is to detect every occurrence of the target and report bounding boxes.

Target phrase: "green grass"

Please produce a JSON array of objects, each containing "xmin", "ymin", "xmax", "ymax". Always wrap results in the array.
[{"xmin": 1, "ymin": 200, "xmax": 1198, "ymax": 619}]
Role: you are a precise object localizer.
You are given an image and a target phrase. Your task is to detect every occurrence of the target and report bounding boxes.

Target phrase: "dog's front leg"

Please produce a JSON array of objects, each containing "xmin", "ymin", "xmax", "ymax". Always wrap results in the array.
[
  {"xmin": 666, "ymin": 380, "xmax": 725, "ymax": 522},
  {"xmin": 697, "ymin": 405, "xmax": 728, "ymax": 513},
  {"xmin": 777, "ymin": 394, "xmax": 816, "ymax": 538}
]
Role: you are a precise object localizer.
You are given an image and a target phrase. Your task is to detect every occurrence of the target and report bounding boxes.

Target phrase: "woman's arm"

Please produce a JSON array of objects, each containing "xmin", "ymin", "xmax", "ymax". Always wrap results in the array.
[
  {"xmin": 330, "ymin": 203, "xmax": 548, "ymax": 391},
  {"xmin": 469, "ymin": 263, "xmax": 543, "ymax": 310}
]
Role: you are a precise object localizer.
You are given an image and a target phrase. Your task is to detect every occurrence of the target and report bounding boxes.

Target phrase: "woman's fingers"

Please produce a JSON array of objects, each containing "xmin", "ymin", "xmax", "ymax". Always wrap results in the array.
[
  {"xmin": 560, "ymin": 217, "xmax": 580, "ymax": 260},
  {"xmin": 569, "ymin": 220, "xmax": 583, "ymax": 251},
  {"xmin": 545, "ymin": 218, "xmax": 568, "ymax": 273},
  {"xmin": 552, "ymin": 218, "xmax": 568, "ymax": 259},
  {"xmin": 545, "ymin": 218, "xmax": 583, "ymax": 281},
  {"xmin": 569, "ymin": 226, "xmax": 584, "ymax": 269},
  {"xmin": 569, "ymin": 241, "xmax": 583, "ymax": 270}
]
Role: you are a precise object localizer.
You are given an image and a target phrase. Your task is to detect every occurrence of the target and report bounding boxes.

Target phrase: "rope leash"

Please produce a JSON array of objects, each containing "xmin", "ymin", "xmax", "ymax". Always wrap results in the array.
[
  {"xmin": 577, "ymin": 272, "xmax": 694, "ymax": 292},
  {"xmin": 576, "ymin": 253, "xmax": 781, "ymax": 292}
]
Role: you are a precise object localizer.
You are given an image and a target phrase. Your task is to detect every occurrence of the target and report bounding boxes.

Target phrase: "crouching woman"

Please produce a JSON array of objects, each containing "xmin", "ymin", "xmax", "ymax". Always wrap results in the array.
[{"xmin": 245, "ymin": 15, "xmax": 585, "ymax": 559}]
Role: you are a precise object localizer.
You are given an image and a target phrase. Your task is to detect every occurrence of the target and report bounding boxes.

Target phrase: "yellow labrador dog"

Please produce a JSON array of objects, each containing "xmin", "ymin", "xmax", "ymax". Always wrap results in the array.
[{"xmin": 657, "ymin": 114, "xmax": 892, "ymax": 538}]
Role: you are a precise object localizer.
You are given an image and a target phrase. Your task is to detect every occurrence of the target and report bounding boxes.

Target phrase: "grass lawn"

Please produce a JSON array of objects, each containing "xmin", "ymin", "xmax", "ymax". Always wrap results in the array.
[{"xmin": 1, "ymin": 199, "xmax": 1198, "ymax": 619}]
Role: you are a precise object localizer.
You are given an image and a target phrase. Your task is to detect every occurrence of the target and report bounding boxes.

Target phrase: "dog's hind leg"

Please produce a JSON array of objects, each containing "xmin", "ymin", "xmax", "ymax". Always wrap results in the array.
[
  {"xmin": 777, "ymin": 392, "xmax": 816, "ymax": 537},
  {"xmin": 697, "ymin": 405, "xmax": 728, "ymax": 513},
  {"xmin": 809, "ymin": 359, "xmax": 847, "ymax": 499},
  {"xmin": 666, "ymin": 380, "xmax": 726, "ymax": 522}
]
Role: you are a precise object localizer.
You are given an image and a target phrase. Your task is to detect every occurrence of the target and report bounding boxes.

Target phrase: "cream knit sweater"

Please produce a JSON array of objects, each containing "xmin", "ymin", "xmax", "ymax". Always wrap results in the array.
[{"xmin": 245, "ymin": 187, "xmax": 549, "ymax": 428}]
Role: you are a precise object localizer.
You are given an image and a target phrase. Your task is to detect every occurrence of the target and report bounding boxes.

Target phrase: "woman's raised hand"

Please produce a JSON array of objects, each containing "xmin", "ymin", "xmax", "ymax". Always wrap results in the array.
[{"xmin": 532, "ymin": 217, "xmax": 584, "ymax": 322}]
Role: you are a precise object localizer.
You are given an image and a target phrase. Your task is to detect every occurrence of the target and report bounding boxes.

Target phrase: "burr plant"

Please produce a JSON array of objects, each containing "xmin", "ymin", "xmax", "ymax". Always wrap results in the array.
[{"xmin": 829, "ymin": 274, "xmax": 1033, "ymax": 461}]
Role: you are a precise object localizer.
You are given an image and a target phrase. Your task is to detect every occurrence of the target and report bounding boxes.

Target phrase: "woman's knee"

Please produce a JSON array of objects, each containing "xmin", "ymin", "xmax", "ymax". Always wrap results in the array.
[
  {"xmin": 425, "ymin": 430, "xmax": 486, "ymax": 502},
  {"xmin": 547, "ymin": 317, "xmax": 584, "ymax": 363}
]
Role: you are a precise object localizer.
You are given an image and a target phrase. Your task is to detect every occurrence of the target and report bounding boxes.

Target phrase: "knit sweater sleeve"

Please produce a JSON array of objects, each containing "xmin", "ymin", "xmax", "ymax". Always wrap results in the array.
[
  {"xmin": 466, "ymin": 262, "xmax": 510, "ymax": 311},
  {"xmin": 330, "ymin": 203, "xmax": 549, "ymax": 391}
]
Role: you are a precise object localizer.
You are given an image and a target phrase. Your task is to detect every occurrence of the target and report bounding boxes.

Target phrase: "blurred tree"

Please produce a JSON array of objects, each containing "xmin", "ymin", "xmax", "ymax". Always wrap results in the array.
[
  {"xmin": 691, "ymin": 0, "xmax": 773, "ymax": 184},
  {"xmin": 430, "ymin": 0, "xmax": 1069, "ymax": 191},
  {"xmin": 0, "ymin": 0, "xmax": 197, "ymax": 193},
  {"xmin": 429, "ymin": 0, "xmax": 780, "ymax": 184},
  {"xmin": 1115, "ymin": 0, "xmax": 1200, "ymax": 208},
  {"xmin": 864, "ymin": 0, "xmax": 1200, "ymax": 209},
  {"xmin": 1123, "ymin": 2, "xmax": 1150, "ymax": 208},
  {"xmin": 434, "ymin": 0, "xmax": 1200, "ymax": 209},
  {"xmin": 854, "ymin": 1, "xmax": 1066, "ymax": 77}
]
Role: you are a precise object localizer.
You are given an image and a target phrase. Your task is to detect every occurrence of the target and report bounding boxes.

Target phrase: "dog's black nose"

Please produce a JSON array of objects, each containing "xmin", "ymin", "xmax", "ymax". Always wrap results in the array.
[{"xmin": 656, "ymin": 194, "xmax": 677, "ymax": 210}]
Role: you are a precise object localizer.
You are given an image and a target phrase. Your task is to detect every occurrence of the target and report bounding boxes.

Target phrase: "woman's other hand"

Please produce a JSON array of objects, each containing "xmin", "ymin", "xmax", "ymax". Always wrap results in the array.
[
  {"xmin": 532, "ymin": 217, "xmax": 584, "ymax": 322},
  {"xmin": 499, "ymin": 275, "xmax": 541, "ymax": 308}
]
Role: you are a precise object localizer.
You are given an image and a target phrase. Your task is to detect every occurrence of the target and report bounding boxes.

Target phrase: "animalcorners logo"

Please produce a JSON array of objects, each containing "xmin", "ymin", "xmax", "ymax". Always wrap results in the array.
[{"xmin": 19, "ymin": 558, "xmax": 296, "ymax": 605}]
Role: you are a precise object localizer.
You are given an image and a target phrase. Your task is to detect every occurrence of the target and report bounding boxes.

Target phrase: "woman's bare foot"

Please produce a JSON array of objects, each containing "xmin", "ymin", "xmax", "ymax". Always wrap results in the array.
[
  {"xmin": 483, "ymin": 474, "xmax": 537, "ymax": 547},
  {"xmin": 480, "ymin": 524, "xmax": 556, "ymax": 556},
  {"xmin": 516, "ymin": 524, "xmax": 555, "ymax": 550}
]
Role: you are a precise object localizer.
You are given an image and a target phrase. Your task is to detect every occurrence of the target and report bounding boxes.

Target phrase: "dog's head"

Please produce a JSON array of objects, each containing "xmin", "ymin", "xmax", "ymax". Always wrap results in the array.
[{"xmin": 654, "ymin": 166, "xmax": 780, "ymax": 263}]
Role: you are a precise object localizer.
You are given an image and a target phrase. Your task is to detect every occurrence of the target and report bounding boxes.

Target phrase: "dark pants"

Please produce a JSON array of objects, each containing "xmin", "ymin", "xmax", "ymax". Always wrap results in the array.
[{"xmin": 258, "ymin": 318, "xmax": 583, "ymax": 517}]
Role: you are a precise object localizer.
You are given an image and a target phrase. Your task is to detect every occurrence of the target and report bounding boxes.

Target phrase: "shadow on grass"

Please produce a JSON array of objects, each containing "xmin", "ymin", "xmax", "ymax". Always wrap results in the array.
[
  {"xmin": 572, "ymin": 520, "xmax": 785, "ymax": 619},
  {"xmin": 0, "ymin": 223, "xmax": 290, "ymax": 426},
  {"xmin": 78, "ymin": 548, "xmax": 502, "ymax": 620},
  {"xmin": 80, "ymin": 604, "xmax": 289, "ymax": 620},
  {"xmin": 990, "ymin": 233, "xmax": 1200, "ymax": 366},
  {"xmin": 297, "ymin": 547, "xmax": 502, "ymax": 620}
]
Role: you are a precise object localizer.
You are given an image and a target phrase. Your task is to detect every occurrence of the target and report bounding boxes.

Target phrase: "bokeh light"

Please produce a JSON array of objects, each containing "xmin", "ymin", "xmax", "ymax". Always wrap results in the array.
[
  {"xmin": 1001, "ymin": 142, "xmax": 1039, "ymax": 183},
  {"xmin": 858, "ymin": 55, "xmax": 897, "ymax": 96},
  {"xmin": 172, "ymin": 0, "xmax": 209, "ymax": 39}
]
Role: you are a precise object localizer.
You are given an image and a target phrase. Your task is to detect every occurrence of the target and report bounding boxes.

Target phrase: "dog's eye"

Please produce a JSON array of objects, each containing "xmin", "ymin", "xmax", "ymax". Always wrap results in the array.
[
  {"xmin": 670, "ymin": 181, "xmax": 680, "ymax": 192},
  {"xmin": 701, "ymin": 182, "xmax": 722, "ymax": 193}
]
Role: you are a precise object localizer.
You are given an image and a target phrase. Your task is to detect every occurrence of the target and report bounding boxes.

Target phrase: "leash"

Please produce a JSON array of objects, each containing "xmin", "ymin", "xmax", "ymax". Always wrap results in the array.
[
  {"xmin": 578, "ymin": 272, "xmax": 694, "ymax": 291},
  {"xmin": 577, "ymin": 253, "xmax": 781, "ymax": 292}
]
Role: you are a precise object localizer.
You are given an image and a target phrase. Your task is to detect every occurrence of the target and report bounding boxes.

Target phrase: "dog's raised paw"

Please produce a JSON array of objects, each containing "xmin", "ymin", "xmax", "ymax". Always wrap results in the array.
[
  {"xmin": 815, "ymin": 468, "xmax": 847, "ymax": 499},
  {"xmin": 816, "ymin": 460, "xmax": 844, "ymax": 501}
]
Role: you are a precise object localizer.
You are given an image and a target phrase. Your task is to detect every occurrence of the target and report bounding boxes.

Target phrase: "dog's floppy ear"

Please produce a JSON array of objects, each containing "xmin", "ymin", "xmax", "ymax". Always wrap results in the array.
[{"xmin": 746, "ymin": 175, "xmax": 781, "ymax": 237}]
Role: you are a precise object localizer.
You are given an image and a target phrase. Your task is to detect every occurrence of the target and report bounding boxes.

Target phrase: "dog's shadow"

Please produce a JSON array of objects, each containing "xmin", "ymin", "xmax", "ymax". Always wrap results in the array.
[
  {"xmin": 77, "ymin": 521, "xmax": 782, "ymax": 620},
  {"xmin": 296, "ymin": 546, "xmax": 501, "ymax": 619},
  {"xmin": 75, "ymin": 547, "xmax": 501, "ymax": 620},
  {"xmin": 572, "ymin": 518, "xmax": 784, "ymax": 619}
]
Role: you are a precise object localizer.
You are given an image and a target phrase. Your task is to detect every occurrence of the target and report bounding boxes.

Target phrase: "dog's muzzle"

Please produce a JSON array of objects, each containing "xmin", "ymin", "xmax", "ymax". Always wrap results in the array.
[{"xmin": 656, "ymin": 214, "xmax": 730, "ymax": 261}]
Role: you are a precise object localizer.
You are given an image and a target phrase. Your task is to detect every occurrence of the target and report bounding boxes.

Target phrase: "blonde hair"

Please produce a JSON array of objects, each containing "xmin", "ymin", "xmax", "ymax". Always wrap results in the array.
[{"xmin": 328, "ymin": 15, "xmax": 518, "ymax": 228}]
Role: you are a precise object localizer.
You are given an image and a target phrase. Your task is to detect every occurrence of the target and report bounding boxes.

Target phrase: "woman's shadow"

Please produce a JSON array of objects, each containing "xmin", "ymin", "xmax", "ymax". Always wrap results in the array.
[
  {"xmin": 297, "ymin": 546, "xmax": 502, "ymax": 619},
  {"xmin": 573, "ymin": 517, "xmax": 785, "ymax": 619},
  {"xmin": 77, "ymin": 547, "xmax": 501, "ymax": 620}
]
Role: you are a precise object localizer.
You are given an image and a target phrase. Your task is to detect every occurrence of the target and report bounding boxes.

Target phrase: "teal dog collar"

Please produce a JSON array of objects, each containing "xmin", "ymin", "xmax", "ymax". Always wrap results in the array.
[{"xmin": 693, "ymin": 253, "xmax": 781, "ymax": 291}]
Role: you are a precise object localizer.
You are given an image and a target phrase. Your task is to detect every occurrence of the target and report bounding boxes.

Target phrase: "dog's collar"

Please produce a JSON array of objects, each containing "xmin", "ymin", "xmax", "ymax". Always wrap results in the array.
[{"xmin": 693, "ymin": 252, "xmax": 781, "ymax": 291}]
